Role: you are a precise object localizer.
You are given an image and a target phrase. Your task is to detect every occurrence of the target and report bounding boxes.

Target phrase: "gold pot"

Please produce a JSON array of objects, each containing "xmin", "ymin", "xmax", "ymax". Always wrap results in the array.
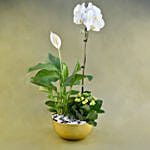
[{"xmin": 51, "ymin": 119, "xmax": 93, "ymax": 140}]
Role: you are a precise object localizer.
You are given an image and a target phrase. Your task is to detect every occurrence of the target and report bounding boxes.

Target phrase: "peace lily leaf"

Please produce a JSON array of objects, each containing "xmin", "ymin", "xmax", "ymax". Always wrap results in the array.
[
  {"xmin": 86, "ymin": 75, "xmax": 93, "ymax": 81},
  {"xmin": 64, "ymin": 74, "xmax": 86, "ymax": 87},
  {"xmin": 32, "ymin": 69, "xmax": 59, "ymax": 82},
  {"xmin": 31, "ymin": 78, "xmax": 57, "ymax": 91},
  {"xmin": 39, "ymin": 86, "xmax": 49, "ymax": 93},
  {"xmin": 48, "ymin": 108, "xmax": 57, "ymax": 113},
  {"xmin": 74, "ymin": 80, "xmax": 81, "ymax": 85},
  {"xmin": 45, "ymin": 100, "xmax": 57, "ymax": 107},
  {"xmin": 73, "ymin": 61, "xmax": 81, "ymax": 74},
  {"xmin": 48, "ymin": 53, "xmax": 60, "ymax": 69},
  {"xmin": 28, "ymin": 63, "xmax": 58, "ymax": 73},
  {"xmin": 68, "ymin": 90, "xmax": 80, "ymax": 95},
  {"xmin": 30, "ymin": 69, "xmax": 59, "ymax": 91},
  {"xmin": 62, "ymin": 63, "xmax": 69, "ymax": 81},
  {"xmin": 64, "ymin": 74, "xmax": 93, "ymax": 87}
]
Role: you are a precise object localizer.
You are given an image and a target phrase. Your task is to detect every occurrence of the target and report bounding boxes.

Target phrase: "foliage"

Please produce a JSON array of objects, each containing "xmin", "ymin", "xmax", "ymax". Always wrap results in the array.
[
  {"xmin": 68, "ymin": 91, "xmax": 104, "ymax": 126},
  {"xmin": 28, "ymin": 53, "xmax": 94, "ymax": 116}
]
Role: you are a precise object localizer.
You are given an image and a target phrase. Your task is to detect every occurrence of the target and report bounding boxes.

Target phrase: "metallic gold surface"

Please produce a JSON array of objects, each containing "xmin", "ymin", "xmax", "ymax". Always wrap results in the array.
[{"xmin": 52, "ymin": 119, "xmax": 93, "ymax": 140}]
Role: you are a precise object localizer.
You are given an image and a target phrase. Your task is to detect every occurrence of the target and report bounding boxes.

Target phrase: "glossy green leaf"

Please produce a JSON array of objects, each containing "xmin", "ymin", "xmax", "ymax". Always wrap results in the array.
[
  {"xmin": 64, "ymin": 74, "xmax": 86, "ymax": 87},
  {"xmin": 69, "ymin": 90, "xmax": 80, "ymax": 95},
  {"xmin": 97, "ymin": 109, "xmax": 105, "ymax": 113},
  {"xmin": 81, "ymin": 104, "xmax": 90, "ymax": 112},
  {"xmin": 86, "ymin": 110, "xmax": 98, "ymax": 120},
  {"xmin": 62, "ymin": 63, "xmax": 69, "ymax": 81},
  {"xmin": 28, "ymin": 63, "xmax": 58, "ymax": 73},
  {"xmin": 86, "ymin": 75, "xmax": 93, "ymax": 81},
  {"xmin": 48, "ymin": 108, "xmax": 57, "ymax": 113},
  {"xmin": 91, "ymin": 100, "xmax": 103, "ymax": 112},
  {"xmin": 48, "ymin": 53, "xmax": 60, "ymax": 69},
  {"xmin": 45, "ymin": 100, "xmax": 56, "ymax": 107},
  {"xmin": 73, "ymin": 61, "xmax": 81, "ymax": 74},
  {"xmin": 87, "ymin": 120, "xmax": 97, "ymax": 127},
  {"xmin": 30, "ymin": 69, "xmax": 59, "ymax": 91}
]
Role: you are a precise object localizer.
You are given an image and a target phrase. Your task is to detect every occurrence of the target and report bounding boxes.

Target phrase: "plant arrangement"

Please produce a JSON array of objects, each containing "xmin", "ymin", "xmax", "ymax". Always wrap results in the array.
[{"xmin": 28, "ymin": 2, "xmax": 105, "ymax": 128}]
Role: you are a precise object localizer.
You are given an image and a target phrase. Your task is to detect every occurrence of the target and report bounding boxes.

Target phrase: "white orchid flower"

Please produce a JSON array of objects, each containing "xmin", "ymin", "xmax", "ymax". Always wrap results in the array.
[
  {"xmin": 73, "ymin": 3, "xmax": 86, "ymax": 24},
  {"xmin": 73, "ymin": 2, "xmax": 105, "ymax": 32},
  {"xmin": 50, "ymin": 32, "xmax": 61, "ymax": 49}
]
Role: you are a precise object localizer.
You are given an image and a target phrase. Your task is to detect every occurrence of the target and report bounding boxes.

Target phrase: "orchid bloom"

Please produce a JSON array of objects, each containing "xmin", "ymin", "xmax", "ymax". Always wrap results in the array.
[
  {"xmin": 73, "ymin": 2, "xmax": 105, "ymax": 31},
  {"xmin": 50, "ymin": 32, "xmax": 61, "ymax": 49}
]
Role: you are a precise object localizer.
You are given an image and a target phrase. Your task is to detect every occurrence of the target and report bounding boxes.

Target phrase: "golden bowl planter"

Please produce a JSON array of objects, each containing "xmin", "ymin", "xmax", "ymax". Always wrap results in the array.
[{"xmin": 52, "ymin": 119, "xmax": 94, "ymax": 140}]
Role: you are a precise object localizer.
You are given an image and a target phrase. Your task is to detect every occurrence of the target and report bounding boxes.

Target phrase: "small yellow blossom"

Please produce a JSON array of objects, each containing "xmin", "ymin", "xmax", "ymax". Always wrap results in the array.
[
  {"xmin": 82, "ymin": 99, "xmax": 88, "ymax": 104},
  {"xmin": 81, "ymin": 97, "xmax": 84, "ymax": 100},
  {"xmin": 90, "ymin": 100, "xmax": 96, "ymax": 106},
  {"xmin": 75, "ymin": 98, "xmax": 80, "ymax": 102}
]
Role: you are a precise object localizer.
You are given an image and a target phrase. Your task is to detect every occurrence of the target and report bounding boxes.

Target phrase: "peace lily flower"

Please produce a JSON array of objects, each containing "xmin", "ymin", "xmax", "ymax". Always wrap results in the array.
[
  {"xmin": 73, "ymin": 2, "xmax": 104, "ymax": 31},
  {"xmin": 50, "ymin": 32, "xmax": 61, "ymax": 49}
]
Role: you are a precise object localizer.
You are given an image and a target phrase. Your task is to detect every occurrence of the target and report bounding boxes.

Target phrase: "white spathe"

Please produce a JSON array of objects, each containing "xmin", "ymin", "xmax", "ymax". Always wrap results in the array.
[
  {"xmin": 73, "ymin": 2, "xmax": 105, "ymax": 31},
  {"xmin": 50, "ymin": 32, "xmax": 61, "ymax": 49}
]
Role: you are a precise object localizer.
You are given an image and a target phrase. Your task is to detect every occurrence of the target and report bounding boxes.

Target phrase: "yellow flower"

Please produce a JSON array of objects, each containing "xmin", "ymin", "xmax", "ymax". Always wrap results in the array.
[
  {"xmin": 75, "ymin": 98, "xmax": 80, "ymax": 102},
  {"xmin": 82, "ymin": 99, "xmax": 88, "ymax": 104},
  {"xmin": 81, "ymin": 97, "xmax": 84, "ymax": 100},
  {"xmin": 90, "ymin": 100, "xmax": 96, "ymax": 106}
]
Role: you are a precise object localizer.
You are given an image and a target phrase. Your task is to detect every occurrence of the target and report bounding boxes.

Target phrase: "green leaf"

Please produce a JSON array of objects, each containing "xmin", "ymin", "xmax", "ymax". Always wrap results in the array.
[
  {"xmin": 81, "ymin": 104, "xmax": 90, "ymax": 112},
  {"xmin": 74, "ymin": 80, "xmax": 81, "ymax": 85},
  {"xmin": 48, "ymin": 108, "xmax": 57, "ymax": 113},
  {"xmin": 73, "ymin": 61, "xmax": 81, "ymax": 74},
  {"xmin": 31, "ymin": 78, "xmax": 57, "ymax": 91},
  {"xmin": 69, "ymin": 90, "xmax": 80, "ymax": 95},
  {"xmin": 32, "ymin": 69, "xmax": 59, "ymax": 82},
  {"xmin": 86, "ymin": 110, "xmax": 98, "ymax": 120},
  {"xmin": 97, "ymin": 109, "xmax": 105, "ymax": 113},
  {"xmin": 39, "ymin": 86, "xmax": 49, "ymax": 93},
  {"xmin": 64, "ymin": 74, "xmax": 86, "ymax": 87},
  {"xmin": 45, "ymin": 101, "xmax": 56, "ymax": 107},
  {"xmin": 87, "ymin": 120, "xmax": 97, "ymax": 127},
  {"xmin": 28, "ymin": 63, "xmax": 58, "ymax": 73},
  {"xmin": 91, "ymin": 100, "xmax": 103, "ymax": 112},
  {"xmin": 48, "ymin": 53, "xmax": 60, "ymax": 69},
  {"xmin": 72, "ymin": 105, "xmax": 83, "ymax": 120},
  {"xmin": 30, "ymin": 69, "xmax": 58, "ymax": 91},
  {"xmin": 86, "ymin": 75, "xmax": 93, "ymax": 81},
  {"xmin": 62, "ymin": 63, "xmax": 69, "ymax": 81}
]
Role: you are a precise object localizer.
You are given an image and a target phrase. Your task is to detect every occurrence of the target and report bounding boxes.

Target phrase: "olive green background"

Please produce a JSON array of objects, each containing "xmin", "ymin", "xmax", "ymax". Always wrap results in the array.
[{"xmin": 0, "ymin": 0, "xmax": 150, "ymax": 149}]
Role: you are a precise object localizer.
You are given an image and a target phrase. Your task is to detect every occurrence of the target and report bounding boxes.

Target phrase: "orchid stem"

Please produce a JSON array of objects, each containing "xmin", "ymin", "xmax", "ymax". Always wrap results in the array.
[{"xmin": 81, "ymin": 27, "xmax": 88, "ymax": 93}]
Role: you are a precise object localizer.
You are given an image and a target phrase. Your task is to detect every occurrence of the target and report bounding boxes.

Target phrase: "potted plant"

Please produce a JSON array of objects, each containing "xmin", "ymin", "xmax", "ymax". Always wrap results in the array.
[{"xmin": 28, "ymin": 2, "xmax": 105, "ymax": 140}]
